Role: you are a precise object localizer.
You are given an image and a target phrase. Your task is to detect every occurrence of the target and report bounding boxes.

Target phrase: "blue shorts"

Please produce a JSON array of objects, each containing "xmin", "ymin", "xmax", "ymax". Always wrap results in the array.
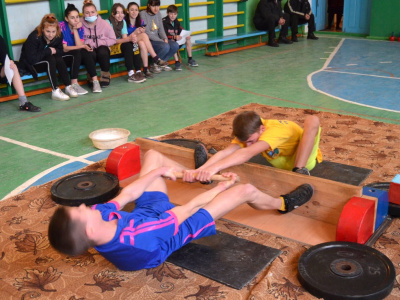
[{"xmin": 135, "ymin": 191, "xmax": 216, "ymax": 261}]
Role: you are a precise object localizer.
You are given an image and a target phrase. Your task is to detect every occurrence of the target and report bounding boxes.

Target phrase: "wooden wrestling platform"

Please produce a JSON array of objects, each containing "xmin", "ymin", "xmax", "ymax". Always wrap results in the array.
[{"xmin": 121, "ymin": 138, "xmax": 363, "ymax": 246}]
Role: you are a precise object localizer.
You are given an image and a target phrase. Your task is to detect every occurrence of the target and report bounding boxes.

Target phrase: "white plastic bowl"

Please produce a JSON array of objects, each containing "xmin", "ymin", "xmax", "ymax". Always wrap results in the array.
[{"xmin": 89, "ymin": 128, "xmax": 131, "ymax": 150}]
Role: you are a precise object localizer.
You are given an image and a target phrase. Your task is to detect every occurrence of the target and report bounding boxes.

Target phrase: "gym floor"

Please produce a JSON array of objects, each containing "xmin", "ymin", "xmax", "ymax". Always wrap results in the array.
[{"xmin": 1, "ymin": 34, "xmax": 399, "ymax": 200}]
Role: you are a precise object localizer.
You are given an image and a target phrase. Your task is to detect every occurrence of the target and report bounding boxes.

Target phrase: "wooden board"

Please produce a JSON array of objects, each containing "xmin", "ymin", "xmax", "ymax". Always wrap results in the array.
[{"xmin": 134, "ymin": 138, "xmax": 362, "ymax": 226}]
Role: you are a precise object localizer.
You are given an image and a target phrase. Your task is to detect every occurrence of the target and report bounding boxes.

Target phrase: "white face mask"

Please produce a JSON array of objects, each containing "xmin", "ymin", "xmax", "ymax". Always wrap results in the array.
[{"xmin": 85, "ymin": 15, "xmax": 98, "ymax": 23}]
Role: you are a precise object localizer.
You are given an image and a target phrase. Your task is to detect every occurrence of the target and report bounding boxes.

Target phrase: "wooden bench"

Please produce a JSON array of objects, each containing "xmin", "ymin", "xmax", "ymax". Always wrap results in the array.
[{"xmin": 195, "ymin": 25, "xmax": 306, "ymax": 56}]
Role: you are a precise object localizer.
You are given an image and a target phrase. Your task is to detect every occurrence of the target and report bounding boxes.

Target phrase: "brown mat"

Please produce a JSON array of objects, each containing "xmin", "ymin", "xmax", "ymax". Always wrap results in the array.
[{"xmin": 1, "ymin": 104, "xmax": 400, "ymax": 299}]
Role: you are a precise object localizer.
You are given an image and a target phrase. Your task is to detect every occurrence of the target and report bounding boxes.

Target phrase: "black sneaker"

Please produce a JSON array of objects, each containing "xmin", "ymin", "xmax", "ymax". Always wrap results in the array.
[
  {"xmin": 268, "ymin": 40, "xmax": 279, "ymax": 47},
  {"xmin": 307, "ymin": 33, "xmax": 319, "ymax": 40},
  {"xmin": 278, "ymin": 184, "xmax": 314, "ymax": 214},
  {"xmin": 293, "ymin": 167, "xmax": 310, "ymax": 176},
  {"xmin": 278, "ymin": 37, "xmax": 293, "ymax": 44},
  {"xmin": 292, "ymin": 35, "xmax": 299, "ymax": 42},
  {"xmin": 19, "ymin": 102, "xmax": 41, "ymax": 112}
]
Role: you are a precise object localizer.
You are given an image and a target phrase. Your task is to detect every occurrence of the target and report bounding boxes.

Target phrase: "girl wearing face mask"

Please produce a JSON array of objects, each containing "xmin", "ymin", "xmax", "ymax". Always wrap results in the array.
[
  {"xmin": 81, "ymin": 0, "xmax": 116, "ymax": 88},
  {"xmin": 60, "ymin": 3, "xmax": 101, "ymax": 93},
  {"xmin": 19, "ymin": 13, "xmax": 76, "ymax": 101},
  {"xmin": 125, "ymin": 2, "xmax": 168, "ymax": 78},
  {"xmin": 140, "ymin": 0, "xmax": 179, "ymax": 72},
  {"xmin": 107, "ymin": 3, "xmax": 145, "ymax": 83}
]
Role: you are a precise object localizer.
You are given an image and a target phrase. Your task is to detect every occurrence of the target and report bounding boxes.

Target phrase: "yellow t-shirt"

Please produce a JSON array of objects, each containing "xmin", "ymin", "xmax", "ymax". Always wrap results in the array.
[{"xmin": 232, "ymin": 118, "xmax": 323, "ymax": 170}]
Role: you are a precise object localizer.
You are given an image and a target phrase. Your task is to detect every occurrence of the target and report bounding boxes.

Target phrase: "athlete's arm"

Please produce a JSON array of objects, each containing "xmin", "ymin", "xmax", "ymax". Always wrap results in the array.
[
  {"xmin": 111, "ymin": 167, "xmax": 176, "ymax": 209},
  {"xmin": 195, "ymin": 140, "xmax": 270, "ymax": 182}
]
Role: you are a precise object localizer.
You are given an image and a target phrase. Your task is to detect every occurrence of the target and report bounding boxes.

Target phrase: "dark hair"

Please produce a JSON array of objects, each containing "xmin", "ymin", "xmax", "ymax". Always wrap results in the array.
[
  {"xmin": 125, "ymin": 2, "xmax": 142, "ymax": 29},
  {"xmin": 65, "ymin": 3, "xmax": 79, "ymax": 17},
  {"xmin": 232, "ymin": 111, "xmax": 263, "ymax": 141},
  {"xmin": 167, "ymin": 5, "xmax": 178, "ymax": 14},
  {"xmin": 48, "ymin": 206, "xmax": 94, "ymax": 256},
  {"xmin": 146, "ymin": 0, "xmax": 160, "ymax": 14},
  {"xmin": 111, "ymin": 2, "xmax": 125, "ymax": 16}
]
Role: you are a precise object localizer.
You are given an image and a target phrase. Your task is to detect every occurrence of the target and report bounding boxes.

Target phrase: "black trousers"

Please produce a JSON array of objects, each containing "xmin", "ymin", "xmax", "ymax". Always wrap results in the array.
[
  {"xmin": 33, "ymin": 53, "xmax": 70, "ymax": 90},
  {"xmin": 254, "ymin": 13, "xmax": 290, "ymax": 42},
  {"xmin": 110, "ymin": 42, "xmax": 142, "ymax": 72},
  {"xmin": 63, "ymin": 49, "xmax": 98, "ymax": 79},
  {"xmin": 88, "ymin": 45, "xmax": 110, "ymax": 72},
  {"xmin": 289, "ymin": 13, "xmax": 316, "ymax": 36}
]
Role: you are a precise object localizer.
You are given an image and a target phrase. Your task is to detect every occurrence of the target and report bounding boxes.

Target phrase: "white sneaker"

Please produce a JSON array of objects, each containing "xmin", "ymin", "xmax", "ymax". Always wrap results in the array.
[
  {"xmin": 150, "ymin": 64, "xmax": 162, "ymax": 74},
  {"xmin": 72, "ymin": 83, "xmax": 88, "ymax": 95},
  {"xmin": 65, "ymin": 85, "xmax": 78, "ymax": 98},
  {"xmin": 92, "ymin": 80, "xmax": 102, "ymax": 93},
  {"xmin": 161, "ymin": 65, "xmax": 172, "ymax": 71},
  {"xmin": 51, "ymin": 88, "xmax": 70, "ymax": 101}
]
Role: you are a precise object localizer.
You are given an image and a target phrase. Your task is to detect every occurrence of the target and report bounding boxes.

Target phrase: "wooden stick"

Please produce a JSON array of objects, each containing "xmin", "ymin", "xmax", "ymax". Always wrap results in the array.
[{"xmin": 168, "ymin": 172, "xmax": 241, "ymax": 182}]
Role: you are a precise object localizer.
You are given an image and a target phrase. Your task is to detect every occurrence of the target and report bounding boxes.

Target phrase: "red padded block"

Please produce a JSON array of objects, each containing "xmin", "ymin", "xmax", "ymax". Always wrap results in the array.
[
  {"xmin": 389, "ymin": 174, "xmax": 400, "ymax": 205},
  {"xmin": 106, "ymin": 143, "xmax": 141, "ymax": 181},
  {"xmin": 336, "ymin": 197, "xmax": 375, "ymax": 244}
]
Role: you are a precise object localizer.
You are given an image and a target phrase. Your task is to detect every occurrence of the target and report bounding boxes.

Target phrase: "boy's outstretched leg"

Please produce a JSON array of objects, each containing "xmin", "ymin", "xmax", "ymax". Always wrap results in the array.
[{"xmin": 203, "ymin": 182, "xmax": 314, "ymax": 220}]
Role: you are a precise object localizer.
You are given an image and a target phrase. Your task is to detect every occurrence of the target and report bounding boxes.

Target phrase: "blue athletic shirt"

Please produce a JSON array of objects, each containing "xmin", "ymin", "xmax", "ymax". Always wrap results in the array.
[
  {"xmin": 59, "ymin": 21, "xmax": 84, "ymax": 46},
  {"xmin": 93, "ymin": 192, "xmax": 215, "ymax": 271},
  {"xmin": 127, "ymin": 19, "xmax": 144, "ymax": 36}
]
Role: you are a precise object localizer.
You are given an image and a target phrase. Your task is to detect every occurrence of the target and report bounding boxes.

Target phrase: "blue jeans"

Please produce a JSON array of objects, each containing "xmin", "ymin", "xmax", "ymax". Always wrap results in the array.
[{"xmin": 150, "ymin": 40, "xmax": 179, "ymax": 61}]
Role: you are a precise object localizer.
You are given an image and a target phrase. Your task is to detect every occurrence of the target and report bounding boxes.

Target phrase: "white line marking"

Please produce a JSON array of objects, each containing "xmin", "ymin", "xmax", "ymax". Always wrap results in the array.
[
  {"xmin": 380, "ymin": 61, "xmax": 392, "ymax": 64},
  {"xmin": 346, "ymin": 64, "xmax": 357, "ymax": 66},
  {"xmin": 323, "ymin": 69, "xmax": 400, "ymax": 80},
  {"xmin": 0, "ymin": 135, "xmax": 92, "ymax": 164},
  {"xmin": 307, "ymin": 38, "xmax": 400, "ymax": 113}
]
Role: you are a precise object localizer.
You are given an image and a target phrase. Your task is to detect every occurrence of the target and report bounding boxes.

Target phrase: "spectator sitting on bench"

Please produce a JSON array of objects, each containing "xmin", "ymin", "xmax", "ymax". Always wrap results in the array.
[
  {"xmin": 184, "ymin": 111, "xmax": 323, "ymax": 184},
  {"xmin": 0, "ymin": 35, "xmax": 41, "ymax": 112},
  {"xmin": 60, "ymin": 3, "xmax": 102, "ymax": 94},
  {"xmin": 81, "ymin": 0, "xmax": 116, "ymax": 88},
  {"xmin": 284, "ymin": 0, "xmax": 318, "ymax": 42},
  {"xmin": 48, "ymin": 149, "xmax": 314, "ymax": 271},
  {"xmin": 162, "ymin": 5, "xmax": 198, "ymax": 71},
  {"xmin": 19, "ymin": 13, "xmax": 77, "ymax": 101},
  {"xmin": 140, "ymin": 0, "xmax": 178, "ymax": 72},
  {"xmin": 125, "ymin": 1, "xmax": 169, "ymax": 79},
  {"xmin": 107, "ymin": 3, "xmax": 145, "ymax": 84},
  {"xmin": 253, "ymin": 0, "xmax": 293, "ymax": 47}
]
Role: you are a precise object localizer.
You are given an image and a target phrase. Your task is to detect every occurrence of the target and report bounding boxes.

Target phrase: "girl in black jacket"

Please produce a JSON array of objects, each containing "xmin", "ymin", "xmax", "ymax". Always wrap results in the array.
[{"xmin": 19, "ymin": 13, "xmax": 76, "ymax": 101}]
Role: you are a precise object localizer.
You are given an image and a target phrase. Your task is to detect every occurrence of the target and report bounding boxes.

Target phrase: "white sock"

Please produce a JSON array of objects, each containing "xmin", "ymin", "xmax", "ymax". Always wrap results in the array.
[{"xmin": 128, "ymin": 70, "xmax": 134, "ymax": 76}]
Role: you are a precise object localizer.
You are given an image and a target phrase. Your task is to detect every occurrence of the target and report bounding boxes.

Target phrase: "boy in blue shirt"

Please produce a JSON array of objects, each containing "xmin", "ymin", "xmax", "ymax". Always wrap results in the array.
[{"xmin": 48, "ymin": 149, "xmax": 313, "ymax": 271}]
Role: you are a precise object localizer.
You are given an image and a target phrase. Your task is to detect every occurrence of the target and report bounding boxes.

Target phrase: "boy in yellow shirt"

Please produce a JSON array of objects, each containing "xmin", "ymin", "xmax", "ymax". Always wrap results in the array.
[{"xmin": 188, "ymin": 111, "xmax": 322, "ymax": 182}]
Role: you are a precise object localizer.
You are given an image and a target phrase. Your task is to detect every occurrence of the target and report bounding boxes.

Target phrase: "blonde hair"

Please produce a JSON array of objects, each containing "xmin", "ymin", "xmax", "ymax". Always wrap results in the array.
[
  {"xmin": 82, "ymin": 0, "xmax": 97, "ymax": 13},
  {"xmin": 36, "ymin": 13, "xmax": 62, "ymax": 38}
]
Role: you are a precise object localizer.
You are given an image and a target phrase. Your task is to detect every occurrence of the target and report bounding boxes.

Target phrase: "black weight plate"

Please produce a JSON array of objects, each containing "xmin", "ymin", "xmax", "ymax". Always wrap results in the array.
[
  {"xmin": 51, "ymin": 171, "xmax": 120, "ymax": 206},
  {"xmin": 298, "ymin": 242, "xmax": 395, "ymax": 300}
]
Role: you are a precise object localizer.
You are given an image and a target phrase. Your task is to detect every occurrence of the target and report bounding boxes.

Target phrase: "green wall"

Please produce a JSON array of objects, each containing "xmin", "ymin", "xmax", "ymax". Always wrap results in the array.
[{"xmin": 369, "ymin": 0, "xmax": 400, "ymax": 39}]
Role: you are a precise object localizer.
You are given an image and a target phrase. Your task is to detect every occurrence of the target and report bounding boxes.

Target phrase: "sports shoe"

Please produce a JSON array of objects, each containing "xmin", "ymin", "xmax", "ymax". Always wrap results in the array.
[
  {"xmin": 307, "ymin": 33, "xmax": 319, "ymax": 40},
  {"xmin": 268, "ymin": 40, "xmax": 279, "ymax": 47},
  {"xmin": 175, "ymin": 61, "xmax": 182, "ymax": 71},
  {"xmin": 278, "ymin": 184, "xmax": 314, "ymax": 214},
  {"xmin": 65, "ymin": 85, "xmax": 78, "ymax": 98},
  {"xmin": 155, "ymin": 59, "xmax": 169, "ymax": 67},
  {"xmin": 144, "ymin": 70, "xmax": 154, "ymax": 79},
  {"xmin": 150, "ymin": 64, "xmax": 162, "ymax": 74},
  {"xmin": 137, "ymin": 72, "xmax": 146, "ymax": 81},
  {"xmin": 161, "ymin": 65, "xmax": 172, "ymax": 71},
  {"xmin": 188, "ymin": 58, "xmax": 198, "ymax": 67},
  {"xmin": 293, "ymin": 167, "xmax": 311, "ymax": 176},
  {"xmin": 292, "ymin": 35, "xmax": 299, "ymax": 42},
  {"xmin": 51, "ymin": 88, "xmax": 70, "ymax": 101},
  {"xmin": 278, "ymin": 36, "xmax": 293, "ymax": 44},
  {"xmin": 19, "ymin": 101, "xmax": 41, "ymax": 112},
  {"xmin": 128, "ymin": 73, "xmax": 146, "ymax": 83},
  {"xmin": 92, "ymin": 80, "xmax": 102, "ymax": 93},
  {"xmin": 72, "ymin": 83, "xmax": 88, "ymax": 95},
  {"xmin": 100, "ymin": 71, "xmax": 111, "ymax": 88}
]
